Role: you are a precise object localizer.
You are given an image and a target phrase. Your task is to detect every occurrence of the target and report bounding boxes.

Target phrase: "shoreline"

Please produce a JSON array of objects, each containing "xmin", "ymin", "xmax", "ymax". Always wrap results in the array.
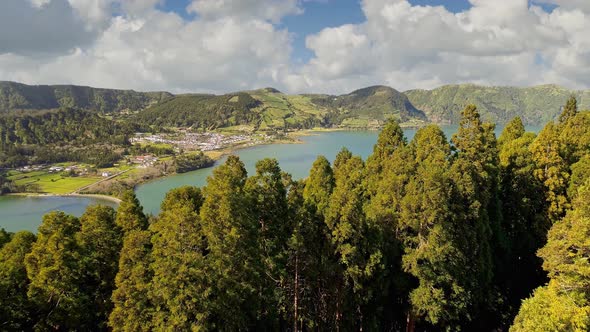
[{"xmin": 6, "ymin": 192, "xmax": 122, "ymax": 204}]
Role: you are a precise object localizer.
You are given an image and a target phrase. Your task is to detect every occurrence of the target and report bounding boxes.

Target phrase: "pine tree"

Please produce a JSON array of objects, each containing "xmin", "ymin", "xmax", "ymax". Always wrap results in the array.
[
  {"xmin": 0, "ymin": 231, "xmax": 36, "ymax": 330},
  {"xmin": 200, "ymin": 155, "xmax": 259, "ymax": 330},
  {"xmin": 302, "ymin": 156, "xmax": 340, "ymax": 329},
  {"xmin": 77, "ymin": 205, "xmax": 122, "ymax": 330},
  {"xmin": 25, "ymin": 211, "xmax": 87, "ymax": 330},
  {"xmin": 511, "ymin": 180, "xmax": 590, "ymax": 331},
  {"xmin": 498, "ymin": 118, "xmax": 549, "ymax": 319},
  {"xmin": 0, "ymin": 227, "xmax": 11, "ymax": 249},
  {"xmin": 530, "ymin": 122, "xmax": 570, "ymax": 222},
  {"xmin": 110, "ymin": 192, "xmax": 153, "ymax": 332},
  {"xmin": 116, "ymin": 190, "xmax": 148, "ymax": 232},
  {"xmin": 149, "ymin": 186, "xmax": 208, "ymax": 330},
  {"xmin": 449, "ymin": 104, "xmax": 495, "ymax": 324},
  {"xmin": 327, "ymin": 148, "xmax": 383, "ymax": 330},
  {"xmin": 244, "ymin": 158, "xmax": 290, "ymax": 328},
  {"xmin": 399, "ymin": 125, "xmax": 469, "ymax": 329},
  {"xmin": 558, "ymin": 95, "xmax": 578, "ymax": 124}
]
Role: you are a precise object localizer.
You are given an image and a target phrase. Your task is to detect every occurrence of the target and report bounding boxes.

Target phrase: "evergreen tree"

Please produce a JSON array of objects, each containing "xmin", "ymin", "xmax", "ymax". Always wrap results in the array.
[
  {"xmin": 327, "ymin": 149, "xmax": 383, "ymax": 330},
  {"xmin": 116, "ymin": 190, "xmax": 148, "ymax": 232},
  {"xmin": 0, "ymin": 231, "xmax": 36, "ymax": 330},
  {"xmin": 302, "ymin": 156, "xmax": 340, "ymax": 329},
  {"xmin": 109, "ymin": 230, "xmax": 154, "ymax": 332},
  {"xmin": 0, "ymin": 228, "xmax": 11, "ymax": 249},
  {"xmin": 449, "ymin": 104, "xmax": 495, "ymax": 324},
  {"xmin": 569, "ymin": 154, "xmax": 590, "ymax": 200},
  {"xmin": 200, "ymin": 155, "xmax": 259, "ymax": 330},
  {"xmin": 110, "ymin": 192, "xmax": 153, "ymax": 332},
  {"xmin": 498, "ymin": 118, "xmax": 549, "ymax": 319},
  {"xmin": 25, "ymin": 211, "xmax": 87, "ymax": 330},
  {"xmin": 511, "ymin": 180, "xmax": 590, "ymax": 331},
  {"xmin": 559, "ymin": 111, "xmax": 590, "ymax": 166},
  {"xmin": 558, "ymin": 95, "xmax": 578, "ymax": 124},
  {"xmin": 399, "ymin": 125, "xmax": 469, "ymax": 329},
  {"xmin": 530, "ymin": 122, "xmax": 570, "ymax": 222},
  {"xmin": 149, "ymin": 186, "xmax": 208, "ymax": 330},
  {"xmin": 77, "ymin": 205, "xmax": 122, "ymax": 330},
  {"xmin": 245, "ymin": 158, "xmax": 290, "ymax": 328}
]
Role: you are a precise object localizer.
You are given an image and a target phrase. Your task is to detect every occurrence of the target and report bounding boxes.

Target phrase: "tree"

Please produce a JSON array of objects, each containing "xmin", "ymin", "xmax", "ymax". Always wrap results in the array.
[
  {"xmin": 302, "ymin": 156, "xmax": 341, "ymax": 329},
  {"xmin": 399, "ymin": 125, "xmax": 469, "ymax": 329},
  {"xmin": 498, "ymin": 118, "xmax": 549, "ymax": 319},
  {"xmin": 200, "ymin": 155, "xmax": 259, "ymax": 330},
  {"xmin": 109, "ymin": 230, "xmax": 154, "ymax": 332},
  {"xmin": 558, "ymin": 95, "xmax": 578, "ymax": 124},
  {"xmin": 530, "ymin": 122, "xmax": 570, "ymax": 222},
  {"xmin": 110, "ymin": 192, "xmax": 153, "ymax": 332},
  {"xmin": 244, "ymin": 158, "xmax": 290, "ymax": 328},
  {"xmin": 77, "ymin": 205, "xmax": 122, "ymax": 330},
  {"xmin": 25, "ymin": 211, "xmax": 87, "ymax": 330},
  {"xmin": 448, "ymin": 105, "xmax": 495, "ymax": 325},
  {"xmin": 0, "ymin": 231, "xmax": 36, "ymax": 330},
  {"xmin": 0, "ymin": 228, "xmax": 11, "ymax": 249},
  {"xmin": 149, "ymin": 186, "xmax": 208, "ymax": 330},
  {"xmin": 326, "ymin": 148, "xmax": 383, "ymax": 330},
  {"xmin": 511, "ymin": 180, "xmax": 590, "ymax": 331},
  {"xmin": 116, "ymin": 190, "xmax": 148, "ymax": 233}
]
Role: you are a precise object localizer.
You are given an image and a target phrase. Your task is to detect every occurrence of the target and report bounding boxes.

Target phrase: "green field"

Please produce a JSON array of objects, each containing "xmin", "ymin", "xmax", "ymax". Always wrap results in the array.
[{"xmin": 8, "ymin": 171, "xmax": 102, "ymax": 194}]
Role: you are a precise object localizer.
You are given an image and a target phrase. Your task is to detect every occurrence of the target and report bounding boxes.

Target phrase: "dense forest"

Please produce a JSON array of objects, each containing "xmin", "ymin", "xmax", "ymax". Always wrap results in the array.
[
  {"xmin": 1, "ymin": 98, "xmax": 590, "ymax": 331},
  {"xmin": 0, "ymin": 81, "xmax": 171, "ymax": 114},
  {"xmin": 0, "ymin": 108, "xmax": 137, "ymax": 167}
]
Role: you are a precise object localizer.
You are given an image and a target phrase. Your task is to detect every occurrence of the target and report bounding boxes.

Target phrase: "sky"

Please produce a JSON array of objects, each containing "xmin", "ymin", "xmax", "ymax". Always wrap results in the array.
[{"xmin": 1, "ymin": 0, "xmax": 590, "ymax": 94}]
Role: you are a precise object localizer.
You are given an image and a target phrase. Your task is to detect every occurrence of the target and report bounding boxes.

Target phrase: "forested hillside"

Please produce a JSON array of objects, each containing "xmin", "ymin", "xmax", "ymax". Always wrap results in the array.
[
  {"xmin": 1, "ymin": 98, "xmax": 589, "ymax": 331},
  {"xmin": 3, "ymin": 81, "xmax": 589, "ymax": 129},
  {"xmin": 0, "ymin": 108, "xmax": 136, "ymax": 167},
  {"xmin": 406, "ymin": 84, "xmax": 590, "ymax": 125},
  {"xmin": 0, "ymin": 81, "xmax": 171, "ymax": 113}
]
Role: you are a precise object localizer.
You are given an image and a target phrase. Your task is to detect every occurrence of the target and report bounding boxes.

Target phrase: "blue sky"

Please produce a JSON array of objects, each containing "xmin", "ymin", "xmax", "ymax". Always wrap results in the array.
[
  {"xmin": 157, "ymin": 0, "xmax": 558, "ymax": 64},
  {"xmin": 3, "ymin": 0, "xmax": 588, "ymax": 93}
]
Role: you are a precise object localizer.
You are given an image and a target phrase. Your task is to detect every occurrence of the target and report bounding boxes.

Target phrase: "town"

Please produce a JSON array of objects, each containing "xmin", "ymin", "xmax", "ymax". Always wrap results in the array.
[{"xmin": 130, "ymin": 130, "xmax": 275, "ymax": 151}]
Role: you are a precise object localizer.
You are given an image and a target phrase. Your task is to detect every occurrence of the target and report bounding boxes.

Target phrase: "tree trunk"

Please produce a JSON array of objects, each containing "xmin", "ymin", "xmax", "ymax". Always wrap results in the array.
[
  {"xmin": 294, "ymin": 254, "xmax": 299, "ymax": 332},
  {"xmin": 406, "ymin": 311, "xmax": 415, "ymax": 332}
]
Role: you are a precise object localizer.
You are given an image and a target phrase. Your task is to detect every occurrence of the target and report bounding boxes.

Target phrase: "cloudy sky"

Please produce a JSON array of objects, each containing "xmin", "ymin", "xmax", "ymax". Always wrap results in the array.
[{"xmin": 1, "ymin": 0, "xmax": 589, "ymax": 94}]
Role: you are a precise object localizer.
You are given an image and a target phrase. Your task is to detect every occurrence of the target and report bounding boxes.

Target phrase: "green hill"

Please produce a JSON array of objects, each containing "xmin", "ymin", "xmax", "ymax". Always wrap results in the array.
[
  {"xmin": 0, "ymin": 81, "xmax": 172, "ymax": 113},
  {"xmin": 405, "ymin": 84, "xmax": 590, "ymax": 125},
  {"xmin": 2, "ymin": 81, "xmax": 589, "ymax": 129},
  {"xmin": 135, "ymin": 85, "xmax": 425, "ymax": 131}
]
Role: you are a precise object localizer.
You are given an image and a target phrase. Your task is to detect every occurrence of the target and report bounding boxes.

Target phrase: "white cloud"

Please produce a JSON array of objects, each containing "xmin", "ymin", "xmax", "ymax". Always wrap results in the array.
[
  {"xmin": 1, "ymin": 0, "xmax": 590, "ymax": 94},
  {"xmin": 0, "ymin": 2, "xmax": 293, "ymax": 93},
  {"xmin": 285, "ymin": 0, "xmax": 581, "ymax": 93}
]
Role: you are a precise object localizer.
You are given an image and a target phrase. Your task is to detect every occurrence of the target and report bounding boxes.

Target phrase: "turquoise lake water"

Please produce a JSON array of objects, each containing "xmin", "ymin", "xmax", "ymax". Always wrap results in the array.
[{"xmin": 0, "ymin": 125, "xmax": 541, "ymax": 232}]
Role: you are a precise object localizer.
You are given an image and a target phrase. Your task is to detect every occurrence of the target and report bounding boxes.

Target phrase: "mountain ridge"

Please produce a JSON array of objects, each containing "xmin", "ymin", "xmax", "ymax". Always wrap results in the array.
[{"xmin": 1, "ymin": 81, "xmax": 588, "ymax": 127}]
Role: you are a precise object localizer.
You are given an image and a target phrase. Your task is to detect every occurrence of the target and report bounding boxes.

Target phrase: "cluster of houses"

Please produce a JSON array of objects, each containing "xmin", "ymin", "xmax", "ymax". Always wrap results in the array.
[
  {"xmin": 130, "ymin": 132, "xmax": 256, "ymax": 151},
  {"xmin": 132, "ymin": 155, "xmax": 159, "ymax": 168}
]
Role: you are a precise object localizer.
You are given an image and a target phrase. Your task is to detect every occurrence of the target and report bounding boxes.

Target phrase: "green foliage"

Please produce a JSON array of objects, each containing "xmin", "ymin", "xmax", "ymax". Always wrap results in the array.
[
  {"xmin": 109, "ymin": 229, "xmax": 153, "ymax": 332},
  {"xmin": 77, "ymin": 205, "xmax": 122, "ymax": 330},
  {"xmin": 511, "ymin": 182, "xmax": 590, "ymax": 331},
  {"xmin": 0, "ymin": 108, "xmax": 130, "ymax": 167},
  {"xmin": 0, "ymin": 231, "xmax": 36, "ymax": 330},
  {"xmin": 0, "ymin": 81, "xmax": 171, "ymax": 113},
  {"xmin": 530, "ymin": 122, "xmax": 570, "ymax": 222},
  {"xmin": 559, "ymin": 95, "xmax": 578, "ymax": 124},
  {"xmin": 174, "ymin": 151, "xmax": 214, "ymax": 173},
  {"xmin": 406, "ymin": 84, "xmax": 590, "ymax": 125},
  {"xmin": 149, "ymin": 186, "xmax": 208, "ymax": 330},
  {"xmin": 24, "ymin": 211, "xmax": 86, "ymax": 330},
  {"xmin": 400, "ymin": 125, "xmax": 470, "ymax": 327},
  {"xmin": 3, "ymin": 96, "xmax": 590, "ymax": 331}
]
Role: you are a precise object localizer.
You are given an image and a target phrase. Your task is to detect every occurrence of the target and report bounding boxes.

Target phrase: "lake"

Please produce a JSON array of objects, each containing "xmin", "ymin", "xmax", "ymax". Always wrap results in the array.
[{"xmin": 0, "ymin": 125, "xmax": 541, "ymax": 232}]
